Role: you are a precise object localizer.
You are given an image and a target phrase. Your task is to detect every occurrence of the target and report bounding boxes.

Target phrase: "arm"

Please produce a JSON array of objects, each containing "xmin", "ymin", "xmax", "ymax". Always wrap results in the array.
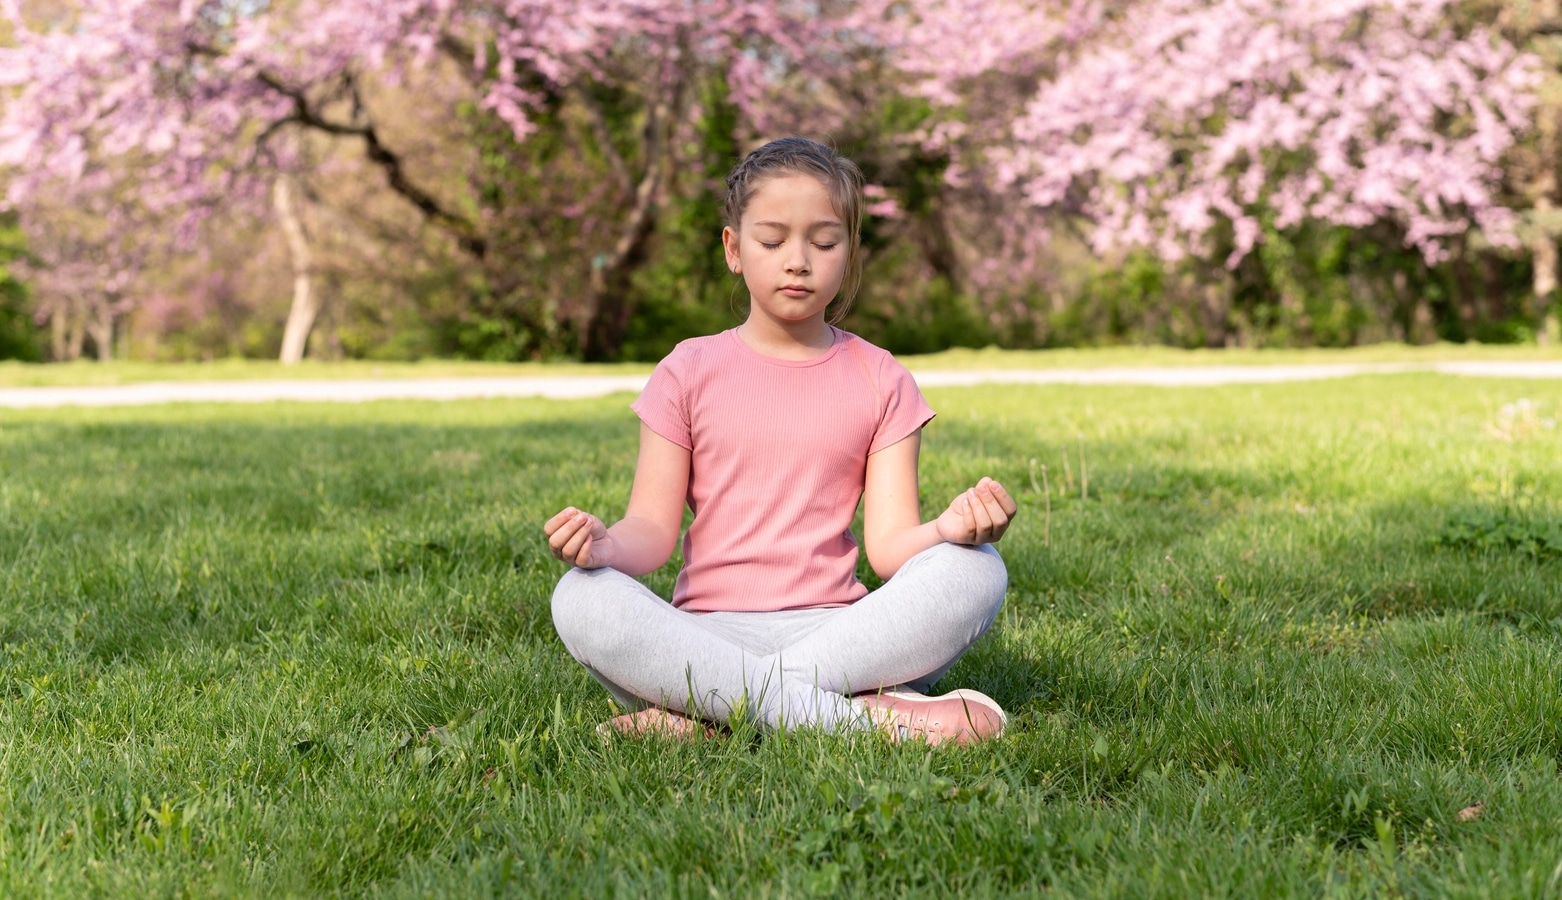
[
  {"xmin": 544, "ymin": 422, "xmax": 690, "ymax": 575},
  {"xmin": 862, "ymin": 430, "xmax": 1019, "ymax": 580}
]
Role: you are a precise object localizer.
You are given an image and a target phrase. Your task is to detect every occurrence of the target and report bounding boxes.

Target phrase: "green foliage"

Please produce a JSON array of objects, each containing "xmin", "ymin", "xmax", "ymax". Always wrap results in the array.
[
  {"xmin": 618, "ymin": 79, "xmax": 742, "ymax": 362},
  {"xmin": 830, "ymin": 94, "xmax": 999, "ymax": 356},
  {"xmin": 848, "ymin": 266, "xmax": 995, "ymax": 355},
  {"xmin": 1046, "ymin": 250, "xmax": 1177, "ymax": 347},
  {"xmin": 1016, "ymin": 220, "xmax": 1539, "ymax": 351},
  {"xmin": 425, "ymin": 93, "xmax": 586, "ymax": 361},
  {"xmin": 2, "ymin": 374, "xmax": 1561, "ymax": 894},
  {"xmin": 1437, "ymin": 509, "xmax": 1562, "ymax": 561},
  {"xmin": 0, "ymin": 215, "xmax": 40, "ymax": 362},
  {"xmin": 1243, "ymin": 222, "xmax": 1373, "ymax": 347}
]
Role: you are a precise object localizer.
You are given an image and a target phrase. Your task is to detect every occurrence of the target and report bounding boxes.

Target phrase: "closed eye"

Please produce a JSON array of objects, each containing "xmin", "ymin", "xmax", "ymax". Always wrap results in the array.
[
  {"xmin": 759, "ymin": 241, "xmax": 782, "ymax": 250},
  {"xmin": 814, "ymin": 243, "xmax": 838, "ymax": 251}
]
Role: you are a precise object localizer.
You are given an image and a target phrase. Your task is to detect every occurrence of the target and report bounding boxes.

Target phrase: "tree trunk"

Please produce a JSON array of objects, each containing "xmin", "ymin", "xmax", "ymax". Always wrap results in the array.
[
  {"xmin": 66, "ymin": 305, "xmax": 85, "ymax": 361},
  {"xmin": 1199, "ymin": 281, "xmax": 1230, "ymax": 348},
  {"xmin": 577, "ymin": 70, "xmax": 683, "ymax": 361},
  {"xmin": 50, "ymin": 307, "xmax": 67, "ymax": 361},
  {"xmin": 582, "ymin": 197, "xmax": 659, "ymax": 362},
  {"xmin": 1481, "ymin": 251, "xmax": 1509, "ymax": 322},
  {"xmin": 274, "ymin": 178, "xmax": 319, "ymax": 364},
  {"xmin": 1532, "ymin": 198, "xmax": 1558, "ymax": 345},
  {"xmin": 1409, "ymin": 293, "xmax": 1436, "ymax": 344},
  {"xmin": 86, "ymin": 300, "xmax": 113, "ymax": 361},
  {"xmin": 1451, "ymin": 239, "xmax": 1477, "ymax": 337},
  {"xmin": 916, "ymin": 201, "xmax": 961, "ymax": 288}
]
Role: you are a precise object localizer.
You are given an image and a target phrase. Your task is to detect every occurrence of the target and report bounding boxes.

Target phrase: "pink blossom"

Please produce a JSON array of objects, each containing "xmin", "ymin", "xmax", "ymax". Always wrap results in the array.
[{"xmin": 989, "ymin": 0, "xmax": 1540, "ymax": 266}]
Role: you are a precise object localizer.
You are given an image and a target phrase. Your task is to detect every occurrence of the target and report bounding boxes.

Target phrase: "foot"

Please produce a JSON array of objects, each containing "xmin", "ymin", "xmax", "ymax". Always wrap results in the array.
[
  {"xmin": 595, "ymin": 707, "xmax": 715, "ymax": 741},
  {"xmin": 854, "ymin": 688, "xmax": 1007, "ymax": 746}
]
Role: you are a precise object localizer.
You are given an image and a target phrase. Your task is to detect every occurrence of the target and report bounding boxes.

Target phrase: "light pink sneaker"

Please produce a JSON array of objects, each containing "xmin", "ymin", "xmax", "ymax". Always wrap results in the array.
[
  {"xmin": 596, "ymin": 707, "xmax": 716, "ymax": 741},
  {"xmin": 854, "ymin": 688, "xmax": 1007, "ymax": 746}
]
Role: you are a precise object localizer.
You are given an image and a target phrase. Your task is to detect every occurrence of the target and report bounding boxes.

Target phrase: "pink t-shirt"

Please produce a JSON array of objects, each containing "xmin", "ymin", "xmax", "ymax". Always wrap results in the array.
[{"xmin": 630, "ymin": 327, "xmax": 935, "ymax": 613}]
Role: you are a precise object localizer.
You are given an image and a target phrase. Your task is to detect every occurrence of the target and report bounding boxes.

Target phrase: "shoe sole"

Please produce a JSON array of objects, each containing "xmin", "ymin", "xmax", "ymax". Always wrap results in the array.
[{"xmin": 875, "ymin": 688, "xmax": 1008, "ymax": 741}]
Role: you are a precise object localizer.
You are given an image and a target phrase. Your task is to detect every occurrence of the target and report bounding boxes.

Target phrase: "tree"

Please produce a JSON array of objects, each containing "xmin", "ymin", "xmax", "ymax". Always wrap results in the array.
[
  {"xmin": 1468, "ymin": 0, "xmax": 1562, "ymax": 342},
  {"xmin": 9, "ymin": 174, "xmax": 163, "ymax": 360},
  {"xmin": 0, "ymin": 211, "xmax": 35, "ymax": 360},
  {"xmin": 990, "ymin": 0, "xmax": 1539, "ymax": 303},
  {"xmin": 0, "ymin": 0, "xmax": 892, "ymax": 360}
]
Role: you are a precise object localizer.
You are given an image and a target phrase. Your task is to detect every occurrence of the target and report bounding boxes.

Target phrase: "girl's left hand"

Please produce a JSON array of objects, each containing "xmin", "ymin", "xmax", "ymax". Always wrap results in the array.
[{"xmin": 935, "ymin": 477, "xmax": 1019, "ymax": 545}]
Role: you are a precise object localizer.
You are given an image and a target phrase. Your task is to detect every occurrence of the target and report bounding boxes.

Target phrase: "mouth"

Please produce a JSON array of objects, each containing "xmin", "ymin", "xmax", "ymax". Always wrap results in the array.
[{"xmin": 780, "ymin": 284, "xmax": 812, "ymax": 296}]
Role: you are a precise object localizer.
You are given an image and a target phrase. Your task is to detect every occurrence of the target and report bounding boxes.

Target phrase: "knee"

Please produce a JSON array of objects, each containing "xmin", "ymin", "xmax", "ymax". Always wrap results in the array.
[
  {"xmin": 921, "ymin": 542, "xmax": 1008, "ymax": 606},
  {"xmin": 550, "ymin": 567, "xmax": 622, "ymax": 651},
  {"xmin": 890, "ymin": 543, "xmax": 1007, "ymax": 636}
]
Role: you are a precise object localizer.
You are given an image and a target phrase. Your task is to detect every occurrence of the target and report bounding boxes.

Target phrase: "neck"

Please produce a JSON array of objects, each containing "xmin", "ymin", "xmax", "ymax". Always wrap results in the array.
[{"xmin": 737, "ymin": 314, "xmax": 834, "ymax": 360}]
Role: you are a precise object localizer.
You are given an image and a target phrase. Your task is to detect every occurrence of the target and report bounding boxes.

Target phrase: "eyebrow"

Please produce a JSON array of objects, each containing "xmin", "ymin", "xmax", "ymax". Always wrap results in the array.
[{"xmin": 751, "ymin": 220, "xmax": 844, "ymax": 231}]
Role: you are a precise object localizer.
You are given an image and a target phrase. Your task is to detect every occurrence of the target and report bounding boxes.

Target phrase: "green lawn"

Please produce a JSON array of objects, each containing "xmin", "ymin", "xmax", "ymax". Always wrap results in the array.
[
  {"xmin": 1, "ymin": 376, "xmax": 1560, "ymax": 896},
  {"xmin": 2, "ymin": 342, "xmax": 1560, "ymax": 387}
]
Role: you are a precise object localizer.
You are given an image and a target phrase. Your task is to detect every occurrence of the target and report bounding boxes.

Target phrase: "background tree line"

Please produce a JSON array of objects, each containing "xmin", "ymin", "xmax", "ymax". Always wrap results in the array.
[{"xmin": 0, "ymin": 0, "xmax": 1555, "ymax": 364}]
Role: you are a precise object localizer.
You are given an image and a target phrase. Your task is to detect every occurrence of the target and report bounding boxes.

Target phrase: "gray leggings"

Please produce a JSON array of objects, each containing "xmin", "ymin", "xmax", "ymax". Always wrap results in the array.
[{"xmin": 550, "ymin": 542, "xmax": 1007, "ymax": 732}]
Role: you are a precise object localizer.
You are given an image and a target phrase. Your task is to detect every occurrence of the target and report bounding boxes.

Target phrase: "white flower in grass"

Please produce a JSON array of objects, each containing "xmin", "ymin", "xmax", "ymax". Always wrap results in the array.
[{"xmin": 1486, "ymin": 399, "xmax": 1555, "ymax": 442}]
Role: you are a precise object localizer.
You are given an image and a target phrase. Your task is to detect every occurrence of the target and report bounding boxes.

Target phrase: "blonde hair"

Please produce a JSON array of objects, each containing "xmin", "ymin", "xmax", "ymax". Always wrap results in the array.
[{"xmin": 723, "ymin": 137, "xmax": 865, "ymax": 323}]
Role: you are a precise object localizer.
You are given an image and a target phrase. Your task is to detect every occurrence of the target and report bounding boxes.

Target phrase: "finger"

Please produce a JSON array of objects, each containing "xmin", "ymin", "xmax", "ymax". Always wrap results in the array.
[
  {"xmin": 986, "ymin": 480, "xmax": 1018, "ymax": 516},
  {"xmin": 552, "ymin": 512, "xmax": 594, "ymax": 557},
  {"xmin": 572, "ymin": 535, "xmax": 593, "ymax": 567},
  {"xmin": 968, "ymin": 486, "xmax": 995, "ymax": 539},
  {"xmin": 547, "ymin": 517, "xmax": 580, "ymax": 555},
  {"xmin": 560, "ymin": 517, "xmax": 593, "ymax": 561},
  {"xmin": 960, "ymin": 491, "xmax": 978, "ymax": 540},
  {"xmin": 543, "ymin": 507, "xmax": 577, "ymax": 536},
  {"xmin": 975, "ymin": 483, "xmax": 1010, "ymax": 527}
]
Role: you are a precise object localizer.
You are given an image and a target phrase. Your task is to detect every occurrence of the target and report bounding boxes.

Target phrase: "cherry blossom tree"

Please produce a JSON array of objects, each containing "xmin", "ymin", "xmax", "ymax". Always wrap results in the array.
[
  {"xmin": 860, "ymin": 0, "xmax": 1537, "ymax": 345},
  {"xmin": 993, "ymin": 0, "xmax": 1539, "ymax": 270},
  {"xmin": 13, "ymin": 192, "xmax": 158, "ymax": 360},
  {"xmin": 0, "ymin": 0, "xmax": 1545, "ymax": 357},
  {"xmin": 0, "ymin": 0, "xmax": 886, "ymax": 359},
  {"xmin": 1464, "ymin": 0, "xmax": 1562, "ymax": 342}
]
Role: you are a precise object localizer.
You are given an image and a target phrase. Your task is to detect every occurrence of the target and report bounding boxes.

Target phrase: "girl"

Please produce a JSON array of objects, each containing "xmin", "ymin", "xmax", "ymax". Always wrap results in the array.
[{"xmin": 544, "ymin": 137, "xmax": 1018, "ymax": 745}]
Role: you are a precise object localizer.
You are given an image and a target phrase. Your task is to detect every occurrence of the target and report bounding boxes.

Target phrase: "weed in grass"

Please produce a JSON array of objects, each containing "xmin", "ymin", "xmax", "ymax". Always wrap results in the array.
[{"xmin": 1436, "ymin": 507, "xmax": 1562, "ymax": 561}]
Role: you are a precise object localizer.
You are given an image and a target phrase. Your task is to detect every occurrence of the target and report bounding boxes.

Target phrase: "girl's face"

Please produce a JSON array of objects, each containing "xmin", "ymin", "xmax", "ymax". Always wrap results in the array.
[{"xmin": 722, "ymin": 173, "xmax": 849, "ymax": 330}]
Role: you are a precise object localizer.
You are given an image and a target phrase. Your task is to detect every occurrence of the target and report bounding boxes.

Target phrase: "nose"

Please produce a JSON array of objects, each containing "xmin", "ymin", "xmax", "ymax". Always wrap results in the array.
[{"xmin": 785, "ymin": 245, "xmax": 810, "ymax": 276}]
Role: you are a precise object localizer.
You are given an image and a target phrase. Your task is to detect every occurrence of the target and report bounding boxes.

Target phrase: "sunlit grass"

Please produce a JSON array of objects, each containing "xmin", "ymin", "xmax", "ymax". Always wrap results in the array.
[
  {"xmin": 0, "ymin": 357, "xmax": 656, "ymax": 388},
  {"xmin": 1, "ymin": 375, "xmax": 1560, "ymax": 895},
  {"xmin": 3, "ymin": 342, "xmax": 1560, "ymax": 388},
  {"xmin": 906, "ymin": 340, "xmax": 1562, "ymax": 370}
]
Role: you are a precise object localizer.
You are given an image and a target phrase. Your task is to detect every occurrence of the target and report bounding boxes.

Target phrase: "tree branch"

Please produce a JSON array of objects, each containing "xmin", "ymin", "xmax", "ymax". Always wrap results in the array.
[
  {"xmin": 256, "ymin": 70, "xmax": 487, "ymax": 258},
  {"xmin": 437, "ymin": 35, "xmax": 482, "ymax": 86},
  {"xmin": 573, "ymin": 87, "xmax": 633, "ymax": 199}
]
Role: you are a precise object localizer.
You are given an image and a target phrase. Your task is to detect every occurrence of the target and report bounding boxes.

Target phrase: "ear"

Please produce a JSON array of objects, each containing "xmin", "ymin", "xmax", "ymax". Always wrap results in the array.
[{"xmin": 721, "ymin": 226, "xmax": 741, "ymax": 273}]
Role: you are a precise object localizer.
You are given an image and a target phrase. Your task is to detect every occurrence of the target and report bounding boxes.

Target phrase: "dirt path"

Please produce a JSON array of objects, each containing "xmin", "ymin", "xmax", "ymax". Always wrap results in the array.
[{"xmin": 2, "ymin": 361, "xmax": 1560, "ymax": 409}]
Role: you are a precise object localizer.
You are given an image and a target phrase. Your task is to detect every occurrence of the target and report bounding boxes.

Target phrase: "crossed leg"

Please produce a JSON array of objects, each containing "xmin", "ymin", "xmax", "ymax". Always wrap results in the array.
[{"xmin": 550, "ymin": 542, "xmax": 1007, "ymax": 733}]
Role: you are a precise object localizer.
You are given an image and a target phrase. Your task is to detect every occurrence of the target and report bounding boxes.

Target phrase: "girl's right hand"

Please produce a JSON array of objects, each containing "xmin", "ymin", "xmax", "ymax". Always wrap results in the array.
[{"xmin": 544, "ymin": 507, "xmax": 612, "ymax": 569}]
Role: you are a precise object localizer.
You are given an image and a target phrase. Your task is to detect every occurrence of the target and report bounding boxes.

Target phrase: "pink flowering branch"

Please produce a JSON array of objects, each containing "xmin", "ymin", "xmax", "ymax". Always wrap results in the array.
[{"xmin": 991, "ymin": 0, "xmax": 1540, "ymax": 266}]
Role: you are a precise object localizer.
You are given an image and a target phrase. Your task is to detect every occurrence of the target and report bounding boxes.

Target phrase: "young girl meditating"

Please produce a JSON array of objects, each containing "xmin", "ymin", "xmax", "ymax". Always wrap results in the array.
[{"xmin": 544, "ymin": 137, "xmax": 1018, "ymax": 745}]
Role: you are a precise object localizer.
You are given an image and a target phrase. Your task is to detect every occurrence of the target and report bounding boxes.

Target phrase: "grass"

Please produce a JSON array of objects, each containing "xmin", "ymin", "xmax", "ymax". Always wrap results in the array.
[
  {"xmin": 2, "ymin": 341, "xmax": 1559, "ymax": 388},
  {"xmin": 1, "ymin": 374, "xmax": 1560, "ymax": 896},
  {"xmin": 0, "ymin": 358, "xmax": 657, "ymax": 388},
  {"xmin": 905, "ymin": 341, "xmax": 1562, "ymax": 371}
]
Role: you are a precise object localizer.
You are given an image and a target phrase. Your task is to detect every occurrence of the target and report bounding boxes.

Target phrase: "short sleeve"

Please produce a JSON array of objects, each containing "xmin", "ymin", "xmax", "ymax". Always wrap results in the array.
[
  {"xmin": 630, "ymin": 353, "xmax": 693, "ymax": 450},
  {"xmin": 868, "ymin": 357, "xmax": 936, "ymax": 455}
]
